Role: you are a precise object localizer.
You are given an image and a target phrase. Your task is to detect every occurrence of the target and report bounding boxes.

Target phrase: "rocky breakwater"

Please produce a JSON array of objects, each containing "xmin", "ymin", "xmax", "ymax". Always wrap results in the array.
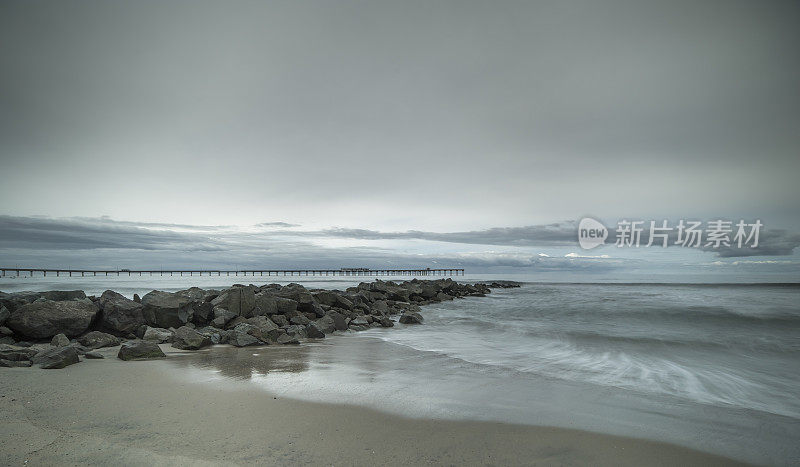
[{"xmin": 0, "ymin": 279, "xmax": 520, "ymax": 369}]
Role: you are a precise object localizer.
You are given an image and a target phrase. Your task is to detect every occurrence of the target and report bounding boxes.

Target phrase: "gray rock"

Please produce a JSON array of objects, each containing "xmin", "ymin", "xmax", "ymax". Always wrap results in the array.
[
  {"xmin": 0, "ymin": 358, "xmax": 32, "ymax": 367},
  {"xmin": 283, "ymin": 324, "xmax": 307, "ymax": 339},
  {"xmin": 117, "ymin": 340, "xmax": 166, "ymax": 361},
  {"xmin": 0, "ymin": 305, "xmax": 9, "ymax": 325},
  {"xmin": 141, "ymin": 290, "xmax": 194, "ymax": 329},
  {"xmin": 84, "ymin": 351, "xmax": 104, "ymax": 359},
  {"xmin": 271, "ymin": 315, "xmax": 289, "ymax": 327},
  {"xmin": 98, "ymin": 290, "xmax": 145, "ymax": 335},
  {"xmin": 0, "ymin": 344, "xmax": 38, "ymax": 362},
  {"xmin": 171, "ymin": 326, "xmax": 212, "ymax": 350},
  {"xmin": 33, "ymin": 346, "xmax": 80, "ymax": 369},
  {"xmin": 227, "ymin": 325, "xmax": 261, "ymax": 347},
  {"xmin": 315, "ymin": 315, "xmax": 336, "ymax": 334},
  {"xmin": 379, "ymin": 317, "xmax": 394, "ymax": 327},
  {"xmin": 245, "ymin": 316, "xmax": 281, "ymax": 342},
  {"xmin": 305, "ymin": 322, "xmax": 326, "ymax": 338},
  {"xmin": 289, "ymin": 313, "xmax": 310, "ymax": 326},
  {"xmin": 0, "ymin": 336, "xmax": 15, "ymax": 345},
  {"xmin": 211, "ymin": 286, "xmax": 256, "ymax": 317},
  {"xmin": 142, "ymin": 326, "xmax": 173, "ymax": 343},
  {"xmin": 41, "ymin": 290, "xmax": 87, "ymax": 301},
  {"xmin": 276, "ymin": 333, "xmax": 300, "ymax": 345},
  {"xmin": 399, "ymin": 312, "xmax": 424, "ymax": 324},
  {"xmin": 0, "ymin": 325, "xmax": 12, "ymax": 336},
  {"xmin": 6, "ymin": 299, "xmax": 99, "ymax": 339},
  {"xmin": 51, "ymin": 333, "xmax": 70, "ymax": 347},
  {"xmin": 312, "ymin": 291, "xmax": 353, "ymax": 310},
  {"xmin": 349, "ymin": 316, "xmax": 369, "ymax": 327},
  {"xmin": 328, "ymin": 312, "xmax": 348, "ymax": 331},
  {"xmin": 78, "ymin": 331, "xmax": 121, "ymax": 349}
]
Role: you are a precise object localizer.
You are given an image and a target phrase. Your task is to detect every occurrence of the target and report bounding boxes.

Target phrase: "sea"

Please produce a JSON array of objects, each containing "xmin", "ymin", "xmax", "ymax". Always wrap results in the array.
[{"xmin": 2, "ymin": 273, "xmax": 799, "ymax": 465}]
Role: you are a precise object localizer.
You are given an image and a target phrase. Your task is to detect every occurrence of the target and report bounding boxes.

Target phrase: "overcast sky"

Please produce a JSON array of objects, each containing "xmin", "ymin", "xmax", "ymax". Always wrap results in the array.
[{"xmin": 1, "ymin": 1, "xmax": 798, "ymax": 277}]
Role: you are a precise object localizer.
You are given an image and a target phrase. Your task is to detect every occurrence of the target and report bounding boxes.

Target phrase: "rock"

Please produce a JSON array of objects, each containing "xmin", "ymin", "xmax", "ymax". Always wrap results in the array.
[
  {"xmin": 32, "ymin": 346, "xmax": 80, "ymax": 369},
  {"xmin": 0, "ymin": 305, "xmax": 9, "ymax": 325},
  {"xmin": 276, "ymin": 333, "xmax": 300, "ymax": 345},
  {"xmin": 0, "ymin": 344, "xmax": 38, "ymax": 362},
  {"xmin": 312, "ymin": 291, "xmax": 353, "ymax": 310},
  {"xmin": 0, "ymin": 336, "xmax": 14, "ymax": 345},
  {"xmin": 305, "ymin": 322, "xmax": 326, "ymax": 338},
  {"xmin": 379, "ymin": 317, "xmax": 394, "ymax": 327},
  {"xmin": 51, "ymin": 333, "xmax": 70, "ymax": 347},
  {"xmin": 41, "ymin": 290, "xmax": 87, "ymax": 301},
  {"xmin": 245, "ymin": 316, "xmax": 281, "ymax": 342},
  {"xmin": 399, "ymin": 312, "xmax": 424, "ymax": 324},
  {"xmin": 211, "ymin": 286, "xmax": 256, "ymax": 317},
  {"xmin": 142, "ymin": 291, "xmax": 194, "ymax": 328},
  {"xmin": 328, "ymin": 312, "xmax": 348, "ymax": 331},
  {"xmin": 196, "ymin": 326, "xmax": 225, "ymax": 345},
  {"xmin": 78, "ymin": 331, "xmax": 121, "ymax": 349},
  {"xmin": 117, "ymin": 340, "xmax": 166, "ymax": 361},
  {"xmin": 350, "ymin": 316, "xmax": 369, "ymax": 327},
  {"xmin": 142, "ymin": 326, "xmax": 173, "ymax": 344},
  {"xmin": 315, "ymin": 315, "xmax": 336, "ymax": 334},
  {"xmin": 98, "ymin": 290, "xmax": 145, "ymax": 335},
  {"xmin": 0, "ymin": 359, "xmax": 32, "ymax": 367},
  {"xmin": 227, "ymin": 325, "xmax": 261, "ymax": 347},
  {"xmin": 289, "ymin": 313, "xmax": 310, "ymax": 326},
  {"xmin": 171, "ymin": 326, "xmax": 212, "ymax": 350},
  {"xmin": 283, "ymin": 325, "xmax": 307, "ymax": 339},
  {"xmin": 271, "ymin": 314, "xmax": 289, "ymax": 327},
  {"xmin": 133, "ymin": 293, "xmax": 141, "ymax": 303},
  {"xmin": 84, "ymin": 351, "xmax": 104, "ymax": 359},
  {"xmin": 6, "ymin": 299, "xmax": 99, "ymax": 339},
  {"xmin": 0, "ymin": 326, "xmax": 12, "ymax": 336}
]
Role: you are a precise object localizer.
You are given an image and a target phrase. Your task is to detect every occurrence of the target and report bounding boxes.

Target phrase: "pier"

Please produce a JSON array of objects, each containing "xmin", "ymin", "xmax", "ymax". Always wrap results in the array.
[{"xmin": 0, "ymin": 267, "xmax": 464, "ymax": 278}]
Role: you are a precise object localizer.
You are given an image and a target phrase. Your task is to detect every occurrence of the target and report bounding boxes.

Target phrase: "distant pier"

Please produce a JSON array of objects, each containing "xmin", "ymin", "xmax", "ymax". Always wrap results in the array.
[{"xmin": 0, "ymin": 267, "xmax": 464, "ymax": 278}]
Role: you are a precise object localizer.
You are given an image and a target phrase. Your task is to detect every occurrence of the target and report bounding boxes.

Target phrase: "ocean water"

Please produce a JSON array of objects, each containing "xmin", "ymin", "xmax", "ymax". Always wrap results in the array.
[{"xmin": 3, "ymin": 274, "xmax": 799, "ymax": 464}]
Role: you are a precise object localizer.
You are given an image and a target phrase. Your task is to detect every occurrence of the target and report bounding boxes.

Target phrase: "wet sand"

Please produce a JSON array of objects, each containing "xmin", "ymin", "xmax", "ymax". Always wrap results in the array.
[{"xmin": 0, "ymin": 345, "xmax": 748, "ymax": 466}]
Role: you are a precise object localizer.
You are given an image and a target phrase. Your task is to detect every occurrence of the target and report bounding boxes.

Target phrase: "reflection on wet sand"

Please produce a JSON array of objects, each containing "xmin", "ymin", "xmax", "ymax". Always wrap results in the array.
[{"xmin": 167, "ymin": 343, "xmax": 313, "ymax": 379}]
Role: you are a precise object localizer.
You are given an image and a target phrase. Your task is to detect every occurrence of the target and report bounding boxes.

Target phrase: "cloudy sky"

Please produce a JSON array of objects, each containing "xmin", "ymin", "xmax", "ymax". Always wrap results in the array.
[{"xmin": 1, "ymin": 1, "xmax": 798, "ymax": 278}]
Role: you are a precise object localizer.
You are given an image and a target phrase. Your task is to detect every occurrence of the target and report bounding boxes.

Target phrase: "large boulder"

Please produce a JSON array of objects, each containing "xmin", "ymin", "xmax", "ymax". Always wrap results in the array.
[
  {"xmin": 6, "ymin": 299, "xmax": 99, "ymax": 339},
  {"xmin": 98, "ymin": 290, "xmax": 145, "ymax": 335},
  {"xmin": 273, "ymin": 284, "xmax": 316, "ymax": 313},
  {"xmin": 399, "ymin": 312, "xmax": 424, "ymax": 324},
  {"xmin": 328, "ymin": 311, "xmax": 348, "ymax": 331},
  {"xmin": 312, "ymin": 291, "xmax": 353, "ymax": 311},
  {"xmin": 40, "ymin": 290, "xmax": 87, "ymax": 301},
  {"xmin": 78, "ymin": 331, "xmax": 120, "ymax": 349},
  {"xmin": 0, "ymin": 344, "xmax": 38, "ymax": 362},
  {"xmin": 252, "ymin": 293, "xmax": 298, "ymax": 316},
  {"xmin": 245, "ymin": 316, "xmax": 281, "ymax": 342},
  {"xmin": 211, "ymin": 286, "xmax": 256, "ymax": 317},
  {"xmin": 171, "ymin": 326, "xmax": 212, "ymax": 350},
  {"xmin": 142, "ymin": 326, "xmax": 173, "ymax": 343},
  {"xmin": 305, "ymin": 322, "xmax": 326, "ymax": 338},
  {"xmin": 0, "ymin": 305, "xmax": 9, "ymax": 325},
  {"xmin": 276, "ymin": 333, "xmax": 300, "ymax": 345},
  {"xmin": 117, "ymin": 340, "xmax": 166, "ymax": 361},
  {"xmin": 227, "ymin": 324, "xmax": 261, "ymax": 347},
  {"xmin": 141, "ymin": 291, "xmax": 193, "ymax": 329},
  {"xmin": 32, "ymin": 346, "xmax": 80, "ymax": 369},
  {"xmin": 315, "ymin": 315, "xmax": 336, "ymax": 334}
]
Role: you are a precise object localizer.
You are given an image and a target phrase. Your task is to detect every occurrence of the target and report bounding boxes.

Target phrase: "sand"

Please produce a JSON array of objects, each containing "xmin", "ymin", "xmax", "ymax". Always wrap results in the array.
[{"xmin": 0, "ymin": 345, "xmax": 749, "ymax": 466}]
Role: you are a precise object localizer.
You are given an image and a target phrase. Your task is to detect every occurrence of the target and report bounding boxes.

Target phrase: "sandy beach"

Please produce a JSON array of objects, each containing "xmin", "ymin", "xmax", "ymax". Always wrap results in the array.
[{"xmin": 0, "ymin": 344, "xmax": 747, "ymax": 467}]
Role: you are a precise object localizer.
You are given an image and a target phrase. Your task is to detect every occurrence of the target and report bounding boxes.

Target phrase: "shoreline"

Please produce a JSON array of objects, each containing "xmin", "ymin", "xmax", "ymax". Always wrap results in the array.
[{"xmin": 0, "ymin": 343, "xmax": 749, "ymax": 466}]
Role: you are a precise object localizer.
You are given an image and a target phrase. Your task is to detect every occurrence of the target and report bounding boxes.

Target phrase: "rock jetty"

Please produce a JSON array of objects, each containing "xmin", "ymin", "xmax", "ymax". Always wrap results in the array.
[{"xmin": 0, "ymin": 279, "xmax": 519, "ymax": 369}]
